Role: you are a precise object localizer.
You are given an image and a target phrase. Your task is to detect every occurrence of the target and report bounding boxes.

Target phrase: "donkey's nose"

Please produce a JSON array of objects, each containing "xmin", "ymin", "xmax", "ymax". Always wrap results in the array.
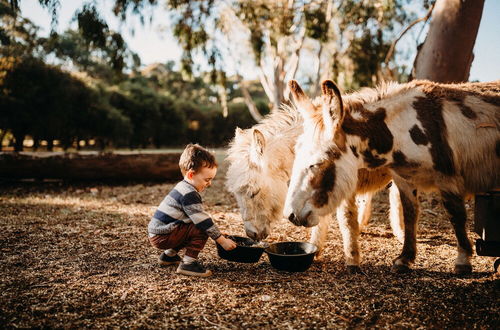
[
  {"xmin": 288, "ymin": 213, "xmax": 299, "ymax": 225},
  {"xmin": 245, "ymin": 229, "xmax": 258, "ymax": 240}
]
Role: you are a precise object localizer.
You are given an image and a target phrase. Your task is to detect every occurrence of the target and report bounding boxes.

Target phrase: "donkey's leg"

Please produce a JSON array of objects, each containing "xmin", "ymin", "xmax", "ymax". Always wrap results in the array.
[
  {"xmin": 440, "ymin": 191, "xmax": 473, "ymax": 274},
  {"xmin": 337, "ymin": 195, "xmax": 361, "ymax": 273},
  {"xmin": 310, "ymin": 214, "xmax": 330, "ymax": 261},
  {"xmin": 388, "ymin": 182, "xmax": 405, "ymax": 243},
  {"xmin": 356, "ymin": 192, "xmax": 373, "ymax": 231},
  {"xmin": 391, "ymin": 178, "xmax": 419, "ymax": 273}
]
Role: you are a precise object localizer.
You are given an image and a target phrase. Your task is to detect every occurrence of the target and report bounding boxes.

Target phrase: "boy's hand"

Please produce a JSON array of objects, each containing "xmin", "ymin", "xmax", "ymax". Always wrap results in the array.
[{"xmin": 216, "ymin": 236, "xmax": 237, "ymax": 251}]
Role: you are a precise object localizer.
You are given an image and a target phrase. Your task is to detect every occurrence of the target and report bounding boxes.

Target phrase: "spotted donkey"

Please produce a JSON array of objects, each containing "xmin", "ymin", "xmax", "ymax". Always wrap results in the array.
[
  {"xmin": 226, "ymin": 103, "xmax": 405, "ymax": 271},
  {"xmin": 284, "ymin": 79, "xmax": 500, "ymax": 274}
]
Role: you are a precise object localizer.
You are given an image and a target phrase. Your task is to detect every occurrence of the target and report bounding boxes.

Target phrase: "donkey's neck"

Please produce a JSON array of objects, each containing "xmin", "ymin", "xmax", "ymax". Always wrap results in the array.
[
  {"xmin": 340, "ymin": 83, "xmax": 420, "ymax": 170},
  {"xmin": 263, "ymin": 121, "xmax": 303, "ymax": 178}
]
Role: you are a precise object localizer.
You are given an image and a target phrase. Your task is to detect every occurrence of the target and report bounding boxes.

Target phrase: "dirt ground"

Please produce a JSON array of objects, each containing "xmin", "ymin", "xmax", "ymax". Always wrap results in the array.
[{"xmin": 1, "ymin": 151, "xmax": 499, "ymax": 328}]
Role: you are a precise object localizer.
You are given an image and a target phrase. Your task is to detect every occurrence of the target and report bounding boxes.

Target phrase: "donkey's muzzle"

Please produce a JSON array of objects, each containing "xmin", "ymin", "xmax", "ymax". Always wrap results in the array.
[
  {"xmin": 288, "ymin": 213, "xmax": 299, "ymax": 225},
  {"xmin": 245, "ymin": 228, "xmax": 269, "ymax": 241},
  {"xmin": 288, "ymin": 211, "xmax": 312, "ymax": 227}
]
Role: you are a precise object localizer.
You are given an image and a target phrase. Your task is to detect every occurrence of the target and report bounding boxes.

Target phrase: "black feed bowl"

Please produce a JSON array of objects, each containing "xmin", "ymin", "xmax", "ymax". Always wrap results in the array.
[
  {"xmin": 216, "ymin": 235, "xmax": 265, "ymax": 263},
  {"xmin": 265, "ymin": 241, "xmax": 317, "ymax": 272}
]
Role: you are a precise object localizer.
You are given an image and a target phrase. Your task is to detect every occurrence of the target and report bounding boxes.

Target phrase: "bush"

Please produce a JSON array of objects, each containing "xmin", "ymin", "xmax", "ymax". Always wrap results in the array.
[{"xmin": 0, "ymin": 56, "xmax": 271, "ymax": 150}]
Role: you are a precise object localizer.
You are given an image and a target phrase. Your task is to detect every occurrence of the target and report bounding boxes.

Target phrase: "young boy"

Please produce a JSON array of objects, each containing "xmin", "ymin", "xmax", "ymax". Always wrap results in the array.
[{"xmin": 148, "ymin": 143, "xmax": 237, "ymax": 277}]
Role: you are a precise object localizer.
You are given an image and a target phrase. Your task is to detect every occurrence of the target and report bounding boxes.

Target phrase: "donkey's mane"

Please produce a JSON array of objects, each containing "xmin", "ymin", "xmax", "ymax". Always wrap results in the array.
[
  {"xmin": 226, "ymin": 103, "xmax": 309, "ymax": 193},
  {"xmin": 343, "ymin": 79, "xmax": 500, "ymax": 113},
  {"xmin": 226, "ymin": 103, "xmax": 303, "ymax": 163},
  {"xmin": 342, "ymin": 81, "xmax": 414, "ymax": 113}
]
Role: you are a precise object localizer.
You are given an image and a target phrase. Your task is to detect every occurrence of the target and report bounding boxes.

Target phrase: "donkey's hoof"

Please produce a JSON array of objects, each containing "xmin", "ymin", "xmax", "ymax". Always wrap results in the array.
[
  {"xmin": 347, "ymin": 265, "xmax": 362, "ymax": 274},
  {"xmin": 391, "ymin": 263, "xmax": 411, "ymax": 274},
  {"xmin": 454, "ymin": 264, "xmax": 472, "ymax": 275}
]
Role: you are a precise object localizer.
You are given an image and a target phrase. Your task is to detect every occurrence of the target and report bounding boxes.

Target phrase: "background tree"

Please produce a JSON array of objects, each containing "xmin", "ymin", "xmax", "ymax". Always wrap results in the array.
[
  {"xmin": 163, "ymin": 0, "xmax": 422, "ymax": 120},
  {"xmin": 23, "ymin": 0, "xmax": 422, "ymax": 121},
  {"xmin": 0, "ymin": 1, "xmax": 46, "ymax": 59},
  {"xmin": 412, "ymin": 0, "xmax": 484, "ymax": 82},
  {"xmin": 7, "ymin": 0, "xmax": 486, "ymax": 152},
  {"xmin": 41, "ymin": 5, "xmax": 141, "ymax": 83},
  {"xmin": 0, "ymin": 57, "xmax": 93, "ymax": 151}
]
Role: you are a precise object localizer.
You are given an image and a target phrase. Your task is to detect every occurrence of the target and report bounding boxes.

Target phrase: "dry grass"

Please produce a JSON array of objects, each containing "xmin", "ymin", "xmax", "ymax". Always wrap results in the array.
[{"xmin": 1, "ymin": 151, "xmax": 499, "ymax": 328}]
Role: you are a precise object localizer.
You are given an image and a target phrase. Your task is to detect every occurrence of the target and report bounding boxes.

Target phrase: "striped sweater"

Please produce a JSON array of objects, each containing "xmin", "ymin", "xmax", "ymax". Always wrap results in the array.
[{"xmin": 148, "ymin": 180, "xmax": 222, "ymax": 240}]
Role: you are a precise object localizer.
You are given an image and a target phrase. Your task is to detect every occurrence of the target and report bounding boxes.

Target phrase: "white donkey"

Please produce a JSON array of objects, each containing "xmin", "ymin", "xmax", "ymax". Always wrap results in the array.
[
  {"xmin": 284, "ymin": 79, "xmax": 500, "ymax": 274},
  {"xmin": 226, "ymin": 104, "xmax": 404, "ymax": 272}
]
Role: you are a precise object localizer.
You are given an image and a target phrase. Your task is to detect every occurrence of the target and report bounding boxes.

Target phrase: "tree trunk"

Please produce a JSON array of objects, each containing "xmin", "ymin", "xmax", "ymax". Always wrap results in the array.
[
  {"xmin": 13, "ymin": 132, "xmax": 24, "ymax": 152},
  {"xmin": 273, "ymin": 56, "xmax": 285, "ymax": 109},
  {"xmin": 0, "ymin": 152, "xmax": 183, "ymax": 181},
  {"xmin": 33, "ymin": 137, "xmax": 40, "ymax": 151},
  {"xmin": 413, "ymin": 0, "xmax": 484, "ymax": 82},
  {"xmin": 47, "ymin": 139, "xmax": 54, "ymax": 151},
  {"xmin": 239, "ymin": 80, "xmax": 264, "ymax": 122}
]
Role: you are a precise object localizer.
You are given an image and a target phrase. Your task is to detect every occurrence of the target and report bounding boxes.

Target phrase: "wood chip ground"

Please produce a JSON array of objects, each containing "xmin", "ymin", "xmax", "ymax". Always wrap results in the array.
[{"xmin": 1, "ymin": 151, "xmax": 498, "ymax": 328}]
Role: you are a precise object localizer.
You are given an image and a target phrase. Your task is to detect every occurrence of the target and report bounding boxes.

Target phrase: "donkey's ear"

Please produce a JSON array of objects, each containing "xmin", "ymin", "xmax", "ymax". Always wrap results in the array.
[
  {"xmin": 252, "ymin": 129, "xmax": 266, "ymax": 156},
  {"xmin": 249, "ymin": 129, "xmax": 266, "ymax": 165},
  {"xmin": 288, "ymin": 80, "xmax": 316, "ymax": 119},
  {"xmin": 321, "ymin": 80, "xmax": 346, "ymax": 150},
  {"xmin": 321, "ymin": 80, "xmax": 344, "ymax": 123},
  {"xmin": 235, "ymin": 127, "xmax": 244, "ymax": 138}
]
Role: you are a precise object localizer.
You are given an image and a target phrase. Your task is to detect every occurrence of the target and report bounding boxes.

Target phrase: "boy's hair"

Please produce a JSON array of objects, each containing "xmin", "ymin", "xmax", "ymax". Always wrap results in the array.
[{"xmin": 179, "ymin": 144, "xmax": 217, "ymax": 175}]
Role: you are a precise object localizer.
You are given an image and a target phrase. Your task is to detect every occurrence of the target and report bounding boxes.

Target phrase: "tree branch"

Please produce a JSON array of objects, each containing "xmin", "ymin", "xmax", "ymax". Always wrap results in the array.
[
  {"xmin": 313, "ymin": 42, "xmax": 324, "ymax": 96},
  {"xmin": 238, "ymin": 76, "xmax": 263, "ymax": 122},
  {"xmin": 383, "ymin": 3, "xmax": 436, "ymax": 66},
  {"xmin": 258, "ymin": 65, "xmax": 276, "ymax": 105},
  {"xmin": 289, "ymin": 25, "xmax": 306, "ymax": 80}
]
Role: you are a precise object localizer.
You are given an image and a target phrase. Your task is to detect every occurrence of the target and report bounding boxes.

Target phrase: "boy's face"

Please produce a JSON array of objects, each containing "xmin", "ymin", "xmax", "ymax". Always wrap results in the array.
[{"xmin": 186, "ymin": 166, "xmax": 217, "ymax": 192}]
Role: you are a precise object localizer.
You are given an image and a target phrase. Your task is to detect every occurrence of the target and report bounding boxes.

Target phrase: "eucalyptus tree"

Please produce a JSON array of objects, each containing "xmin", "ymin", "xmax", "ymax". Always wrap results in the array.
[
  {"xmin": 12, "ymin": 0, "xmax": 426, "ymax": 121},
  {"xmin": 413, "ymin": 0, "xmax": 484, "ymax": 82},
  {"xmin": 41, "ymin": 4, "xmax": 141, "ymax": 82},
  {"xmin": 0, "ymin": 0, "xmax": 46, "ymax": 59},
  {"xmin": 161, "ymin": 0, "xmax": 422, "ymax": 120}
]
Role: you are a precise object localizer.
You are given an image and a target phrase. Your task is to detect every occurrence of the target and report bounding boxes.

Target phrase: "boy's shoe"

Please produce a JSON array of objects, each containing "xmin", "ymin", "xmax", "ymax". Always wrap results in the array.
[
  {"xmin": 176, "ymin": 261, "xmax": 212, "ymax": 277},
  {"xmin": 158, "ymin": 252, "xmax": 181, "ymax": 266}
]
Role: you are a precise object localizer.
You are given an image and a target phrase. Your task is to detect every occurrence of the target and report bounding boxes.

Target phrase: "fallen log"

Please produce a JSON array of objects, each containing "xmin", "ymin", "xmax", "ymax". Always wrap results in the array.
[{"xmin": 0, "ymin": 151, "xmax": 183, "ymax": 181}]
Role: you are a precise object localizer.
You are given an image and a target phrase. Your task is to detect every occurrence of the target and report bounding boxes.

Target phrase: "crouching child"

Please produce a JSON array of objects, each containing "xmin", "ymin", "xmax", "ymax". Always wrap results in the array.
[{"xmin": 148, "ymin": 144, "xmax": 237, "ymax": 277}]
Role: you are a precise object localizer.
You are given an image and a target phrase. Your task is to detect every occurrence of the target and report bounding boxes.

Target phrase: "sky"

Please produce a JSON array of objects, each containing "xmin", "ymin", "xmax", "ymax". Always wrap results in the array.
[{"xmin": 20, "ymin": 0, "xmax": 500, "ymax": 82}]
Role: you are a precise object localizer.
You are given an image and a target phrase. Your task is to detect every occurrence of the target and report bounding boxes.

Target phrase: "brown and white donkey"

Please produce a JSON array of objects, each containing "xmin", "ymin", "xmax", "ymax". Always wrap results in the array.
[{"xmin": 284, "ymin": 79, "xmax": 500, "ymax": 274}]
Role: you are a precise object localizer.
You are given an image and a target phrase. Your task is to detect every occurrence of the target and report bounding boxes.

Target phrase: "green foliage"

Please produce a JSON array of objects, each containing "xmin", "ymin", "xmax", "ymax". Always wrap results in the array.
[
  {"xmin": 347, "ymin": 30, "xmax": 390, "ymax": 90},
  {"xmin": 325, "ymin": 0, "xmax": 415, "ymax": 89},
  {"xmin": 140, "ymin": 62, "xmax": 218, "ymax": 105},
  {"xmin": 208, "ymin": 100, "xmax": 266, "ymax": 146},
  {"xmin": 0, "ymin": 1, "xmax": 44, "ymax": 59},
  {"xmin": 0, "ymin": 57, "xmax": 129, "ymax": 150},
  {"xmin": 304, "ymin": 7, "xmax": 328, "ymax": 42},
  {"xmin": 109, "ymin": 79, "xmax": 188, "ymax": 148},
  {"xmin": 75, "ymin": 4, "xmax": 108, "ymax": 49},
  {"xmin": 3, "ymin": 0, "xmax": 426, "ymax": 151},
  {"xmin": 0, "ymin": 50, "xmax": 259, "ymax": 151},
  {"xmin": 149, "ymin": 0, "xmax": 423, "ymax": 102},
  {"xmin": 42, "ymin": 28, "xmax": 140, "ymax": 82}
]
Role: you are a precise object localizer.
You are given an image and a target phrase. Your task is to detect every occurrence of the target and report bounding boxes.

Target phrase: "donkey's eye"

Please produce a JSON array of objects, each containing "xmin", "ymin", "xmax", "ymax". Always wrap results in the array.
[
  {"xmin": 309, "ymin": 164, "xmax": 320, "ymax": 170},
  {"xmin": 249, "ymin": 189, "xmax": 261, "ymax": 199}
]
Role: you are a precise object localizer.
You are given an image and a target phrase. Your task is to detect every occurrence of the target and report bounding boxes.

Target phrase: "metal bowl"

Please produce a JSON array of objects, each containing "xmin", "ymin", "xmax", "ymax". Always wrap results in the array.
[
  {"xmin": 216, "ymin": 235, "xmax": 266, "ymax": 263},
  {"xmin": 265, "ymin": 241, "xmax": 317, "ymax": 272}
]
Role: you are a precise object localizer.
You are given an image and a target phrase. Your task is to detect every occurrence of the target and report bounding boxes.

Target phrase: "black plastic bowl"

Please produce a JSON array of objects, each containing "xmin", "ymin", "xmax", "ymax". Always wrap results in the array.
[
  {"xmin": 265, "ymin": 242, "xmax": 317, "ymax": 272},
  {"xmin": 216, "ymin": 235, "xmax": 266, "ymax": 263}
]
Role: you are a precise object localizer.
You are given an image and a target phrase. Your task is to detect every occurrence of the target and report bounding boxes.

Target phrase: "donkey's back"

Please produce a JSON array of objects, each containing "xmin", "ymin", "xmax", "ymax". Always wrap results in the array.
[{"xmin": 374, "ymin": 80, "xmax": 500, "ymax": 194}]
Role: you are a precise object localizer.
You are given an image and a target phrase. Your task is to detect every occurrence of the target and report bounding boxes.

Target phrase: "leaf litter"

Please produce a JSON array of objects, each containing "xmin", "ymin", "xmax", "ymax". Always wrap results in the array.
[{"xmin": 0, "ymin": 151, "xmax": 499, "ymax": 328}]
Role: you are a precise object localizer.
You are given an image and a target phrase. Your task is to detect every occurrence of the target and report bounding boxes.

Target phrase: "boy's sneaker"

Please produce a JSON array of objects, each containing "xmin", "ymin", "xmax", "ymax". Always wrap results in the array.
[
  {"xmin": 158, "ymin": 252, "xmax": 181, "ymax": 266},
  {"xmin": 176, "ymin": 260, "xmax": 212, "ymax": 277}
]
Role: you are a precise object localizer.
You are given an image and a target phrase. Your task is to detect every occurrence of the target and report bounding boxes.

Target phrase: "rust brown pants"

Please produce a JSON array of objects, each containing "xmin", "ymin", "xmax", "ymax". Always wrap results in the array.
[{"xmin": 149, "ymin": 223, "xmax": 208, "ymax": 258}]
